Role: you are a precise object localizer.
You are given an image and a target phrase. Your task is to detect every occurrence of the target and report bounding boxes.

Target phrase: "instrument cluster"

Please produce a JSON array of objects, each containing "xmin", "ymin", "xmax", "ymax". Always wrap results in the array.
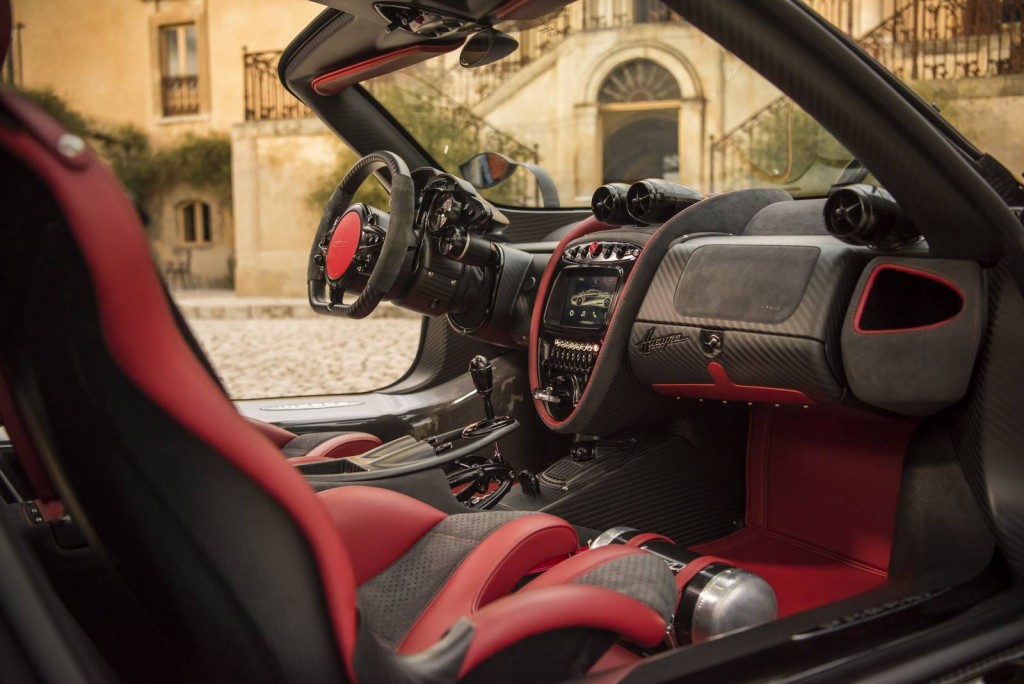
[{"xmin": 417, "ymin": 173, "xmax": 498, "ymax": 240}]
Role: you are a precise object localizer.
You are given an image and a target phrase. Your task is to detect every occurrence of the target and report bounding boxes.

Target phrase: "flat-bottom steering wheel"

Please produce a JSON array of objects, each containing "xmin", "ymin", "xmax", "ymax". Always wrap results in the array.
[{"xmin": 307, "ymin": 151, "xmax": 416, "ymax": 319}]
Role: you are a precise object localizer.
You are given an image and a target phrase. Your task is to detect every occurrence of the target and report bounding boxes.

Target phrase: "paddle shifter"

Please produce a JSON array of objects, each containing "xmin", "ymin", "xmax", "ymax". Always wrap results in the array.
[{"xmin": 470, "ymin": 355, "xmax": 496, "ymax": 420}]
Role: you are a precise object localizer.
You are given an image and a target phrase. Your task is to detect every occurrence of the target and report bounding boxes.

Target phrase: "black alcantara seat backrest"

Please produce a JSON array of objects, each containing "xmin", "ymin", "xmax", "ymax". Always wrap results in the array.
[{"xmin": 0, "ymin": 100, "xmax": 356, "ymax": 683}]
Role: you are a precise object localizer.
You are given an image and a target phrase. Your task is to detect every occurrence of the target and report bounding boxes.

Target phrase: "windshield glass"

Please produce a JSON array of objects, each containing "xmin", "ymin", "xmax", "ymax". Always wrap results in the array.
[
  {"xmin": 363, "ymin": 5, "xmax": 857, "ymax": 207},
  {"xmin": 365, "ymin": 0, "xmax": 1024, "ymax": 208}
]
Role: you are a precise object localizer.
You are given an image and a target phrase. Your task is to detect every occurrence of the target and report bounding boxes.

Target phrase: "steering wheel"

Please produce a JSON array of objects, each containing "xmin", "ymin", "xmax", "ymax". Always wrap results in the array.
[{"xmin": 307, "ymin": 151, "xmax": 417, "ymax": 319}]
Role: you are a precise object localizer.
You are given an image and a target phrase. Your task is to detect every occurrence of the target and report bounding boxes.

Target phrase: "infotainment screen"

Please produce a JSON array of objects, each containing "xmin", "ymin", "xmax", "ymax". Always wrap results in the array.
[{"xmin": 560, "ymin": 274, "xmax": 619, "ymax": 328}]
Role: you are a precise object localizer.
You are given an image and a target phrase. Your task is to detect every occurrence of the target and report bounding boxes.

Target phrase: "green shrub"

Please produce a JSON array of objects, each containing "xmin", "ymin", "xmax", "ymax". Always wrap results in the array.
[{"xmin": 14, "ymin": 87, "xmax": 231, "ymax": 208}]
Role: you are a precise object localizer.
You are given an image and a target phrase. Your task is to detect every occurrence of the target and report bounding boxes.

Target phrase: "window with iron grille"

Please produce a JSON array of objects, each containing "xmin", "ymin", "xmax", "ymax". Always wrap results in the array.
[{"xmin": 160, "ymin": 23, "xmax": 200, "ymax": 116}]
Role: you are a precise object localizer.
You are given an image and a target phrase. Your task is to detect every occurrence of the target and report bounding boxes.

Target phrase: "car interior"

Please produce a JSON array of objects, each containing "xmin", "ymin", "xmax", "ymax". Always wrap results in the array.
[{"xmin": 2, "ymin": 0, "xmax": 1024, "ymax": 682}]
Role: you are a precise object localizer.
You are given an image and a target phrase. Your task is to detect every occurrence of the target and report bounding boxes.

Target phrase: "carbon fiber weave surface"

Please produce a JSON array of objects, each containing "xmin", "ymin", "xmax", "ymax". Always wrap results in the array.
[
  {"xmin": 532, "ymin": 190, "xmax": 791, "ymax": 434},
  {"xmin": 629, "ymin": 324, "xmax": 844, "ymax": 403},
  {"xmin": 629, "ymin": 235, "xmax": 866, "ymax": 403},
  {"xmin": 500, "ymin": 433, "xmax": 746, "ymax": 545},
  {"xmin": 949, "ymin": 262, "xmax": 1024, "ymax": 577},
  {"xmin": 636, "ymin": 236, "xmax": 866, "ymax": 341}
]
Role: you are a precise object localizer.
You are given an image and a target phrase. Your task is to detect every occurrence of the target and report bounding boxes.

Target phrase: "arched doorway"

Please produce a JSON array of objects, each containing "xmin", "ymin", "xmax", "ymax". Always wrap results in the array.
[{"xmin": 599, "ymin": 59, "xmax": 682, "ymax": 184}]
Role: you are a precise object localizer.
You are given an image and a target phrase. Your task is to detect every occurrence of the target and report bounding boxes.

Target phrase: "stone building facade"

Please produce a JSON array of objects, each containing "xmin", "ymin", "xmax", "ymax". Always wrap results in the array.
[
  {"xmin": 6, "ymin": 0, "xmax": 321, "ymax": 288},
  {"xmin": 5, "ymin": 0, "xmax": 1023, "ymax": 296}
]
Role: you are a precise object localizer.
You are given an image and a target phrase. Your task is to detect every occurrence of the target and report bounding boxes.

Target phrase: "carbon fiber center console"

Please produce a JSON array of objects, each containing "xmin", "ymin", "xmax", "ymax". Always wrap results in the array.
[{"xmin": 533, "ymin": 241, "xmax": 642, "ymax": 420}]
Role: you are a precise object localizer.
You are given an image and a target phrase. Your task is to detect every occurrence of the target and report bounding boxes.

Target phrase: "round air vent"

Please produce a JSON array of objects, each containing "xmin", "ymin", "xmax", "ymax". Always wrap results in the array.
[
  {"xmin": 626, "ymin": 179, "xmax": 703, "ymax": 224},
  {"xmin": 823, "ymin": 184, "xmax": 920, "ymax": 249},
  {"xmin": 591, "ymin": 183, "xmax": 631, "ymax": 225}
]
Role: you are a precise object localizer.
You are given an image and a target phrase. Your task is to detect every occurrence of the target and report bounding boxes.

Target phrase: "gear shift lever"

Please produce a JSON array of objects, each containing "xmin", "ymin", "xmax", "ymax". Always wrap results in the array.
[
  {"xmin": 470, "ymin": 355, "xmax": 495, "ymax": 420},
  {"xmin": 463, "ymin": 356, "xmax": 514, "ymax": 439}
]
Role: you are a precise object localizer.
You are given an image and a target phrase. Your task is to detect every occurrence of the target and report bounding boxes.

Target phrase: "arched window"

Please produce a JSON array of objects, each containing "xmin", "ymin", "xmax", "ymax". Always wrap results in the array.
[
  {"xmin": 598, "ymin": 59, "xmax": 682, "ymax": 184},
  {"xmin": 598, "ymin": 59, "xmax": 681, "ymax": 104},
  {"xmin": 179, "ymin": 200, "xmax": 212, "ymax": 245}
]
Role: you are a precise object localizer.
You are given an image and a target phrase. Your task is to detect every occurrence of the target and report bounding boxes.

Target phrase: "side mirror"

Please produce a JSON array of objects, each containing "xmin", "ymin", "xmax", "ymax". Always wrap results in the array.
[
  {"xmin": 459, "ymin": 152, "xmax": 561, "ymax": 208},
  {"xmin": 459, "ymin": 152, "xmax": 516, "ymax": 189},
  {"xmin": 459, "ymin": 29, "xmax": 519, "ymax": 68}
]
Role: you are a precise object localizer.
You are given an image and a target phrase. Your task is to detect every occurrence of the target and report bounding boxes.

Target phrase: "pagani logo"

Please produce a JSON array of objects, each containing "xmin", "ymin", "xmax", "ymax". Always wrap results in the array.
[{"xmin": 634, "ymin": 328, "xmax": 688, "ymax": 356}]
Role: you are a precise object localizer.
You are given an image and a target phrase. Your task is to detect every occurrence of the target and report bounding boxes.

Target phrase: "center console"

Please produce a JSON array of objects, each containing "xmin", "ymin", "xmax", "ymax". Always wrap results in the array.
[{"xmin": 532, "ymin": 240, "xmax": 642, "ymax": 419}]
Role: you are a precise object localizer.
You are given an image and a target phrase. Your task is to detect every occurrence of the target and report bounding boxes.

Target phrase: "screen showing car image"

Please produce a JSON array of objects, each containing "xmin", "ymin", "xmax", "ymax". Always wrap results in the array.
[{"xmin": 560, "ymin": 274, "xmax": 619, "ymax": 328}]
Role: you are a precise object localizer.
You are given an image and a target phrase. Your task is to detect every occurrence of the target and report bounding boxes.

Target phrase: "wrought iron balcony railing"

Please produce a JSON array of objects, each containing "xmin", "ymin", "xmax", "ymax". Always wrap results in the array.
[
  {"xmin": 859, "ymin": 0, "xmax": 1024, "ymax": 80},
  {"xmin": 242, "ymin": 50, "xmax": 536, "ymax": 165},
  {"xmin": 161, "ymin": 75, "xmax": 200, "ymax": 117},
  {"xmin": 711, "ymin": 0, "xmax": 1024, "ymax": 193},
  {"xmin": 243, "ymin": 49, "xmax": 312, "ymax": 122}
]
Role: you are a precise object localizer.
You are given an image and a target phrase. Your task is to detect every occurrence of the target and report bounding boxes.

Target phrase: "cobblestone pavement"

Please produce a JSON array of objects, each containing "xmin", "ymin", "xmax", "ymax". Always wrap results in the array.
[{"xmin": 177, "ymin": 291, "xmax": 423, "ymax": 399}]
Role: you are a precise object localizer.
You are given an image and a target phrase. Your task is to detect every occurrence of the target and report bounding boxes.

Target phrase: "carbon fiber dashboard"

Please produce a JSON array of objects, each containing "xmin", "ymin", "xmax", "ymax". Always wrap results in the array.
[{"xmin": 630, "ymin": 235, "xmax": 868, "ymax": 404}]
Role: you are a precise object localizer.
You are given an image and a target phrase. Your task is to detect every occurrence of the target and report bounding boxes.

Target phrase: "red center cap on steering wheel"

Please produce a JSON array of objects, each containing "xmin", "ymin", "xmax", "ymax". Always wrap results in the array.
[{"xmin": 326, "ymin": 210, "xmax": 362, "ymax": 280}]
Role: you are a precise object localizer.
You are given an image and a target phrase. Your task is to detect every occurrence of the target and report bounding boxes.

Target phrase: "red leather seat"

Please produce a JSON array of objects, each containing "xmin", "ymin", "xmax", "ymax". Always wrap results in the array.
[
  {"xmin": 245, "ymin": 418, "xmax": 383, "ymax": 464},
  {"xmin": 0, "ymin": 87, "xmax": 677, "ymax": 681}
]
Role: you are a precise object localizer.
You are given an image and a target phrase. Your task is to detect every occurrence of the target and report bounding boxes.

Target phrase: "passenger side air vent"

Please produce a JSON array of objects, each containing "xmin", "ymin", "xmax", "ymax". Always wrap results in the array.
[
  {"xmin": 626, "ymin": 179, "xmax": 703, "ymax": 224},
  {"xmin": 823, "ymin": 184, "xmax": 920, "ymax": 250},
  {"xmin": 591, "ymin": 183, "xmax": 631, "ymax": 225}
]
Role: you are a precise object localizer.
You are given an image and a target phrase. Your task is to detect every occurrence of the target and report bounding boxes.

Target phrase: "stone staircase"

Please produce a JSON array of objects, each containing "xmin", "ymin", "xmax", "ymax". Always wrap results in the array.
[{"xmin": 710, "ymin": 0, "xmax": 1024, "ymax": 192}]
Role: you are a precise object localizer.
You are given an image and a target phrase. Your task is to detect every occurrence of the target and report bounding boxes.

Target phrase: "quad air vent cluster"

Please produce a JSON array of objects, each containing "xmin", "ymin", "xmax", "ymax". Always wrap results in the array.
[{"xmin": 591, "ymin": 179, "xmax": 703, "ymax": 225}]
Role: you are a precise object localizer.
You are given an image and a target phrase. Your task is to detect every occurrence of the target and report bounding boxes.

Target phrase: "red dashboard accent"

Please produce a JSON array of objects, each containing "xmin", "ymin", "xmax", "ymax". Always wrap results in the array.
[
  {"xmin": 312, "ymin": 44, "xmax": 460, "ymax": 96},
  {"xmin": 852, "ymin": 262, "xmax": 965, "ymax": 335},
  {"xmin": 326, "ymin": 210, "xmax": 362, "ymax": 280},
  {"xmin": 652, "ymin": 361, "xmax": 816, "ymax": 405},
  {"xmin": 527, "ymin": 216, "xmax": 610, "ymax": 428}
]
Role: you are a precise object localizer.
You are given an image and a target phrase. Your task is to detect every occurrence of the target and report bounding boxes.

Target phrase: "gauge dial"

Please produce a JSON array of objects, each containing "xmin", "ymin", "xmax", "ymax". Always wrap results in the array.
[{"xmin": 429, "ymin": 191, "xmax": 461, "ymax": 236}]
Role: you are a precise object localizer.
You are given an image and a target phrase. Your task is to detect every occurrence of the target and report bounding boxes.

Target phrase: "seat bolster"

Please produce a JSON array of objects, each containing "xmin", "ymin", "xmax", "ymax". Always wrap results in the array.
[
  {"xmin": 287, "ymin": 432, "xmax": 383, "ymax": 464},
  {"xmin": 454, "ymin": 585, "xmax": 668, "ymax": 679},
  {"xmin": 398, "ymin": 513, "xmax": 578, "ymax": 653},
  {"xmin": 318, "ymin": 486, "xmax": 447, "ymax": 585},
  {"xmin": 244, "ymin": 417, "xmax": 296, "ymax": 447},
  {"xmin": 521, "ymin": 544, "xmax": 642, "ymax": 591},
  {"xmin": 523, "ymin": 545, "xmax": 678, "ymax": 624}
]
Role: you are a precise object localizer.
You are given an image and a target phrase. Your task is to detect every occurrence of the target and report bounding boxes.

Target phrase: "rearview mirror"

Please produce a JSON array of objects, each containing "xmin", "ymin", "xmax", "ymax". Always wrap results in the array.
[{"xmin": 459, "ymin": 29, "xmax": 519, "ymax": 68}]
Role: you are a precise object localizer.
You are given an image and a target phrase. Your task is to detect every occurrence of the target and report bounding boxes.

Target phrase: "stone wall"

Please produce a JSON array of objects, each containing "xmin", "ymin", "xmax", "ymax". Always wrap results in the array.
[
  {"xmin": 472, "ymin": 23, "xmax": 781, "ymax": 198},
  {"xmin": 11, "ymin": 0, "xmax": 320, "ymax": 142},
  {"xmin": 913, "ymin": 74, "xmax": 1024, "ymax": 181},
  {"xmin": 232, "ymin": 117, "xmax": 345, "ymax": 297}
]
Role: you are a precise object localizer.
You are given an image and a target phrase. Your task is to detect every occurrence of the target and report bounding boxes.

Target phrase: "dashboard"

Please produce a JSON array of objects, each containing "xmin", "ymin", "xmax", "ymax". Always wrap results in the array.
[{"xmin": 389, "ymin": 168, "xmax": 980, "ymax": 436}]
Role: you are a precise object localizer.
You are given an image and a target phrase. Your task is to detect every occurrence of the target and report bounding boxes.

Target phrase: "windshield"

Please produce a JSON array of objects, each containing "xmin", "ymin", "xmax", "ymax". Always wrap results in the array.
[
  {"xmin": 364, "ymin": 0, "xmax": 1023, "ymax": 208},
  {"xmin": 363, "ymin": 6, "xmax": 859, "ymax": 207}
]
